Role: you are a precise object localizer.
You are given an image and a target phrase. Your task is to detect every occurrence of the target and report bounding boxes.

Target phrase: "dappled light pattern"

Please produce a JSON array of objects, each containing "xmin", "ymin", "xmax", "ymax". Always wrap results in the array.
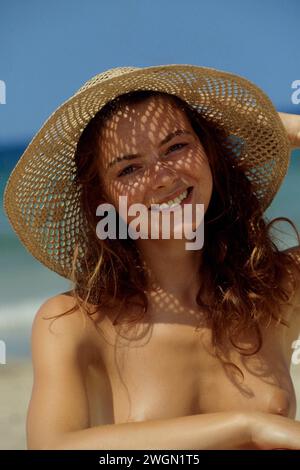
[
  {"xmin": 3, "ymin": 64, "xmax": 290, "ymax": 279},
  {"xmin": 97, "ymin": 94, "xmax": 212, "ymax": 242}
]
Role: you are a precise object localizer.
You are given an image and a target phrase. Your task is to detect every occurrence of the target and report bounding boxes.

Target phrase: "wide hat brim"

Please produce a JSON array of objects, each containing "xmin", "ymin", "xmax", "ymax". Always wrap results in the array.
[{"xmin": 3, "ymin": 64, "xmax": 291, "ymax": 279}]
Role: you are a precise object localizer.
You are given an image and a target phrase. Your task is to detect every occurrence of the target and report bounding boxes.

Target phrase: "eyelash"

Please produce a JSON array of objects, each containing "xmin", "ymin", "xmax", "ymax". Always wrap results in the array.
[{"xmin": 117, "ymin": 143, "xmax": 188, "ymax": 177}]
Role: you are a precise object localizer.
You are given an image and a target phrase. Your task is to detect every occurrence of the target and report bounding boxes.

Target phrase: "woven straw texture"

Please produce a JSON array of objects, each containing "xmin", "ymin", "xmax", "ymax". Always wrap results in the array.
[{"xmin": 3, "ymin": 64, "xmax": 291, "ymax": 279}]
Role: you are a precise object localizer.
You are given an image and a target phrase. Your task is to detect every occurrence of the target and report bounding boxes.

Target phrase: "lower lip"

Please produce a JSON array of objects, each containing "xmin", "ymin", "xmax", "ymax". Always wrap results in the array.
[{"xmin": 149, "ymin": 186, "xmax": 194, "ymax": 212}]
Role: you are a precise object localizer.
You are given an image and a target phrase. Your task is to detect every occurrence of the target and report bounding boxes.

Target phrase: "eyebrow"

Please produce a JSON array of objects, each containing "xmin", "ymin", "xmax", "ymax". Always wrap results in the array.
[{"xmin": 106, "ymin": 129, "xmax": 193, "ymax": 170}]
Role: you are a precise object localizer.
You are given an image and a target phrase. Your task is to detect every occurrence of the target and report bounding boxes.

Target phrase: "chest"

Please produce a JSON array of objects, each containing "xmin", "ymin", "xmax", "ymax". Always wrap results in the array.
[{"xmin": 85, "ymin": 318, "xmax": 296, "ymax": 425}]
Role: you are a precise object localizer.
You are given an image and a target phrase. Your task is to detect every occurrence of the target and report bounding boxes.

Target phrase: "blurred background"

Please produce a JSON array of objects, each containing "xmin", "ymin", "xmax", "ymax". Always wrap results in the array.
[{"xmin": 0, "ymin": 0, "xmax": 300, "ymax": 449}]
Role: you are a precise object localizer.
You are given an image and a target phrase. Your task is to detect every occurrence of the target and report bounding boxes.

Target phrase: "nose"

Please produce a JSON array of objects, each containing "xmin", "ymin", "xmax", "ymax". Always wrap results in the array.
[{"xmin": 150, "ymin": 160, "xmax": 178, "ymax": 190}]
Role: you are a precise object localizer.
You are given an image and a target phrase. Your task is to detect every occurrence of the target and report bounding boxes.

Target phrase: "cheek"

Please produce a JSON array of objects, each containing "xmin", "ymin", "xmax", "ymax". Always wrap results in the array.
[
  {"xmin": 191, "ymin": 152, "xmax": 214, "ymax": 208},
  {"xmin": 105, "ymin": 179, "xmax": 145, "ymax": 209},
  {"xmin": 107, "ymin": 180, "xmax": 148, "ymax": 226},
  {"xmin": 192, "ymin": 146, "xmax": 210, "ymax": 171},
  {"xmin": 199, "ymin": 162, "xmax": 213, "ymax": 194},
  {"xmin": 188, "ymin": 147, "xmax": 213, "ymax": 186},
  {"xmin": 204, "ymin": 168, "xmax": 214, "ymax": 204}
]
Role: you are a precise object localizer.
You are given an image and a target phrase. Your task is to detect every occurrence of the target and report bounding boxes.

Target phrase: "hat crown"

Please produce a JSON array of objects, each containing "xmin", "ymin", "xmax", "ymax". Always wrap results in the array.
[{"xmin": 75, "ymin": 66, "xmax": 141, "ymax": 96}]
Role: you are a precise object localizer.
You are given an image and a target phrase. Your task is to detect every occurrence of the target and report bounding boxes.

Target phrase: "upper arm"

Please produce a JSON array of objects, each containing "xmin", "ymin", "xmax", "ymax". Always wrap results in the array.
[{"xmin": 26, "ymin": 293, "xmax": 92, "ymax": 450}]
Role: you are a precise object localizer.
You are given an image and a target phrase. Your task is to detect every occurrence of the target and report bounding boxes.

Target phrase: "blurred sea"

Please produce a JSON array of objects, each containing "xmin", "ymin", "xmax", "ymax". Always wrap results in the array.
[{"xmin": 1, "ymin": 144, "xmax": 300, "ymax": 359}]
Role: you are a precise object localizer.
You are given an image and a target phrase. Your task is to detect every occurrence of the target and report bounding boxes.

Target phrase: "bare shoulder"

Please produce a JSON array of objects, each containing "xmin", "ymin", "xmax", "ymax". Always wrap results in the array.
[
  {"xmin": 279, "ymin": 246, "xmax": 300, "ymax": 357},
  {"xmin": 31, "ymin": 291, "xmax": 99, "ymax": 369},
  {"xmin": 33, "ymin": 291, "xmax": 87, "ymax": 337},
  {"xmin": 280, "ymin": 245, "xmax": 300, "ymax": 304},
  {"xmin": 281, "ymin": 244, "xmax": 300, "ymax": 266}
]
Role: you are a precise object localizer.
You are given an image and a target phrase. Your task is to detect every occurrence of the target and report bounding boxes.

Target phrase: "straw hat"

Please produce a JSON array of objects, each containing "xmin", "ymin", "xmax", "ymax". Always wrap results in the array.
[{"xmin": 3, "ymin": 64, "xmax": 291, "ymax": 280}]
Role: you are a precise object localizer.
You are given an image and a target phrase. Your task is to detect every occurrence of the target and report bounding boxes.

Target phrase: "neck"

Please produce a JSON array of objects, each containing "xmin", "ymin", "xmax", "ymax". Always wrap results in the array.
[{"xmin": 135, "ymin": 237, "xmax": 203, "ymax": 308}]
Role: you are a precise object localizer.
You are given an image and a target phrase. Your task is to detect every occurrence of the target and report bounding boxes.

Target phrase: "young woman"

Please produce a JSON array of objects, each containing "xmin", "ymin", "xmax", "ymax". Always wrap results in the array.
[{"xmin": 4, "ymin": 65, "xmax": 300, "ymax": 449}]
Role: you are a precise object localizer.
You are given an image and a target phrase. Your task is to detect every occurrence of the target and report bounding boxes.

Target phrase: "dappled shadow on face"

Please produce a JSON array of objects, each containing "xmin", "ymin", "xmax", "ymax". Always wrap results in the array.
[{"xmin": 96, "ymin": 94, "xmax": 213, "ymax": 238}]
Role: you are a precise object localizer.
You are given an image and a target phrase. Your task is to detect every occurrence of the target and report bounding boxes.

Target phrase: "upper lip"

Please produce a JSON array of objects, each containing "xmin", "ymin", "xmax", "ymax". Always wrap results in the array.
[{"xmin": 148, "ymin": 186, "xmax": 191, "ymax": 208}]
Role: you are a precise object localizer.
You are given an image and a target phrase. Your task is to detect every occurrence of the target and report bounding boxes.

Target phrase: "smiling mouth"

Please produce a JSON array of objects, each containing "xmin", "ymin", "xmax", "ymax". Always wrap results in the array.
[
  {"xmin": 148, "ymin": 186, "xmax": 194, "ymax": 211},
  {"xmin": 182, "ymin": 186, "xmax": 193, "ymax": 203}
]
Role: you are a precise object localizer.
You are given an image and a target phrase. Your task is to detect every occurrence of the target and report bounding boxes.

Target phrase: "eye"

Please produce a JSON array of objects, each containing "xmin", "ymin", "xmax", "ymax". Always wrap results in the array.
[
  {"xmin": 117, "ymin": 165, "xmax": 139, "ymax": 177},
  {"xmin": 117, "ymin": 143, "xmax": 188, "ymax": 177},
  {"xmin": 165, "ymin": 142, "xmax": 188, "ymax": 155}
]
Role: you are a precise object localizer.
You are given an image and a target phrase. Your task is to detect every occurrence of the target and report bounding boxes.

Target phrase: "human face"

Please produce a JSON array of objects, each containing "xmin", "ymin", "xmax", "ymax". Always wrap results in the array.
[{"xmin": 97, "ymin": 94, "xmax": 213, "ymax": 240}]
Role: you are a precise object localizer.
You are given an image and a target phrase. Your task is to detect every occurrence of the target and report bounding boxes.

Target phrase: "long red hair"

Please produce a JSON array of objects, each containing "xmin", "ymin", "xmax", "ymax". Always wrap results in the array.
[{"xmin": 45, "ymin": 90, "xmax": 300, "ymax": 380}]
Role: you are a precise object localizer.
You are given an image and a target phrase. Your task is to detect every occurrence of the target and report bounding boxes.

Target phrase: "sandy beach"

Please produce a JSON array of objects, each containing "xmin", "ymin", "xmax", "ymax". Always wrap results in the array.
[{"xmin": 0, "ymin": 358, "xmax": 300, "ymax": 450}]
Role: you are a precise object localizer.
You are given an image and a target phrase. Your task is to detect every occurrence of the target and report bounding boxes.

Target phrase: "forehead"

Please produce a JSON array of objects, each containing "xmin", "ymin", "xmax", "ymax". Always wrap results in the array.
[{"xmin": 99, "ymin": 94, "xmax": 192, "ymax": 147}]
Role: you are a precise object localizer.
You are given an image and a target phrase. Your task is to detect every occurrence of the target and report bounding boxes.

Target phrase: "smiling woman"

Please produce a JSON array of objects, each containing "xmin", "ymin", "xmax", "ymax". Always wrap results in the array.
[
  {"xmin": 4, "ymin": 64, "xmax": 300, "ymax": 450},
  {"xmin": 31, "ymin": 88, "xmax": 300, "ymax": 448},
  {"xmin": 66, "ymin": 89, "xmax": 300, "ymax": 360}
]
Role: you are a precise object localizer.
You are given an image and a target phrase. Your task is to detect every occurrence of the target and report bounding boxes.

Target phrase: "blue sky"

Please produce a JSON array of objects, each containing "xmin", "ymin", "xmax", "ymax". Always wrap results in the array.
[{"xmin": 0, "ymin": 0, "xmax": 299, "ymax": 145}]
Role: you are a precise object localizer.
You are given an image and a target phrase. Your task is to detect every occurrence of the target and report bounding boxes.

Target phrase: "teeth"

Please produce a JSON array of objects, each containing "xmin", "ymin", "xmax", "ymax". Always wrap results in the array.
[
  {"xmin": 160, "ymin": 202, "xmax": 172, "ymax": 209},
  {"xmin": 164, "ymin": 190, "xmax": 188, "ymax": 206},
  {"xmin": 149, "ymin": 189, "xmax": 191, "ymax": 210},
  {"xmin": 157, "ymin": 189, "xmax": 188, "ymax": 209}
]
